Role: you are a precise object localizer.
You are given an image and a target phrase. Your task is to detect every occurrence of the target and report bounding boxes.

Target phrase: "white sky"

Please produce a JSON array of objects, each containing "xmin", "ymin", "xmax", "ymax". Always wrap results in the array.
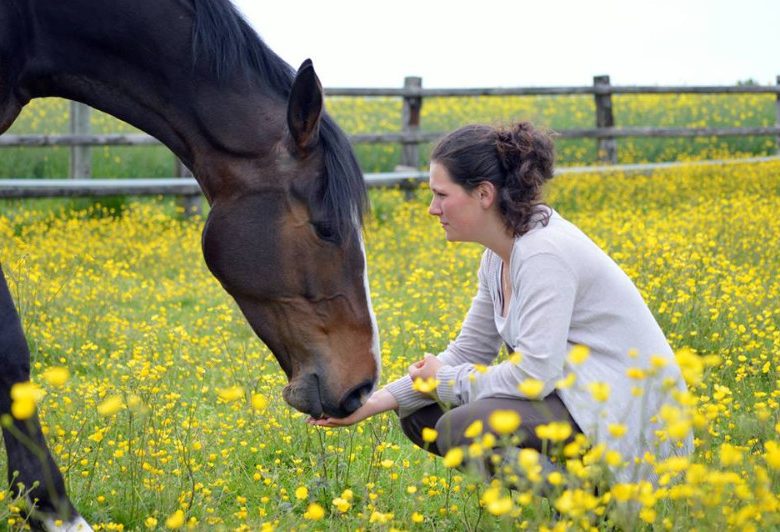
[{"xmin": 232, "ymin": 0, "xmax": 779, "ymax": 88}]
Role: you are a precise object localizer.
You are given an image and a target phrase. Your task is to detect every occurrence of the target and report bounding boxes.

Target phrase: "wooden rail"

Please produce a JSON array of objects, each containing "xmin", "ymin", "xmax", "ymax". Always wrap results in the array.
[{"xmin": 2, "ymin": 75, "xmax": 779, "ymax": 168}]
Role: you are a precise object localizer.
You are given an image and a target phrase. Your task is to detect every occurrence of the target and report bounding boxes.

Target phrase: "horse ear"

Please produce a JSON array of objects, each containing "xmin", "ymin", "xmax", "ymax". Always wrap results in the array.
[{"xmin": 287, "ymin": 59, "xmax": 323, "ymax": 154}]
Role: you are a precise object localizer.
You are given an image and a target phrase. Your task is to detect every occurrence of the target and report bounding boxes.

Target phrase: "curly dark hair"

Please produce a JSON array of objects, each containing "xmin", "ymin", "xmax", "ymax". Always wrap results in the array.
[{"xmin": 430, "ymin": 122, "xmax": 556, "ymax": 236}]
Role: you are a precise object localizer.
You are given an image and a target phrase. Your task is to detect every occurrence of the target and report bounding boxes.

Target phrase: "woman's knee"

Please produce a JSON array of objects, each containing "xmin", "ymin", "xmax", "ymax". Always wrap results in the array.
[{"xmin": 434, "ymin": 406, "xmax": 478, "ymax": 454}]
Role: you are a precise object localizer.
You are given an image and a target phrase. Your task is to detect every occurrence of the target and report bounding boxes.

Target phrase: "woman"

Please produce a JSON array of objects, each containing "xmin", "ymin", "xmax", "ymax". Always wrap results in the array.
[{"xmin": 310, "ymin": 122, "xmax": 693, "ymax": 484}]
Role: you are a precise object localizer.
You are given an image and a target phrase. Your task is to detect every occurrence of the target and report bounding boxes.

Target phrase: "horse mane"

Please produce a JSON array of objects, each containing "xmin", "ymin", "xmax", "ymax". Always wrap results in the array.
[{"xmin": 190, "ymin": 0, "xmax": 367, "ymax": 239}]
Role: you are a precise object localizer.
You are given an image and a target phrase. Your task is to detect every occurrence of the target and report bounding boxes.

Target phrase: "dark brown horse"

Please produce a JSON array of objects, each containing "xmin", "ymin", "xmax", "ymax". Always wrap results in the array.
[{"xmin": 0, "ymin": 0, "xmax": 380, "ymax": 528}]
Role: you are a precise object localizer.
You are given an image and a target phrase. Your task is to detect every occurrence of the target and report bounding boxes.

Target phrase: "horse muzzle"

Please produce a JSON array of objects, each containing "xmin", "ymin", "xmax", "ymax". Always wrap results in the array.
[{"xmin": 282, "ymin": 372, "xmax": 375, "ymax": 418}]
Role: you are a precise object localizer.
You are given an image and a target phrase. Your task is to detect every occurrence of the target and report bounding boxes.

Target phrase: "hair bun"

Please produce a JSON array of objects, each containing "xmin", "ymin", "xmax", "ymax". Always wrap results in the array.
[{"xmin": 495, "ymin": 122, "xmax": 555, "ymax": 183}]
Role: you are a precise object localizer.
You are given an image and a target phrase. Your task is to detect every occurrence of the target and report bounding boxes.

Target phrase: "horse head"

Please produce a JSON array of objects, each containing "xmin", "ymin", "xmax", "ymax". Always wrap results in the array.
[{"xmin": 200, "ymin": 60, "xmax": 380, "ymax": 419}]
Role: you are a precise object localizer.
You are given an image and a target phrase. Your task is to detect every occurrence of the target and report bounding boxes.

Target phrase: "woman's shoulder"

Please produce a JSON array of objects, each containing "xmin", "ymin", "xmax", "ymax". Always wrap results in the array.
[{"xmin": 512, "ymin": 209, "xmax": 595, "ymax": 266}]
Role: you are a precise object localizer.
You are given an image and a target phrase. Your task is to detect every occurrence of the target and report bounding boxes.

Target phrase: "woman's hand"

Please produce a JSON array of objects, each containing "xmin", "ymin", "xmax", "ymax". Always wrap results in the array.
[
  {"xmin": 307, "ymin": 388, "xmax": 398, "ymax": 428},
  {"xmin": 408, "ymin": 353, "xmax": 443, "ymax": 381}
]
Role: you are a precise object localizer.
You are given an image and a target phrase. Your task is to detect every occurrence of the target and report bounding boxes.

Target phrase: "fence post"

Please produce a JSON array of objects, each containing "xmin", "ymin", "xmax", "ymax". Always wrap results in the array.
[
  {"xmin": 401, "ymin": 76, "xmax": 422, "ymax": 168},
  {"xmin": 594, "ymin": 75, "xmax": 617, "ymax": 164},
  {"xmin": 776, "ymin": 75, "xmax": 780, "ymax": 155},
  {"xmin": 69, "ymin": 102, "xmax": 91, "ymax": 179},
  {"xmin": 174, "ymin": 158, "xmax": 201, "ymax": 217}
]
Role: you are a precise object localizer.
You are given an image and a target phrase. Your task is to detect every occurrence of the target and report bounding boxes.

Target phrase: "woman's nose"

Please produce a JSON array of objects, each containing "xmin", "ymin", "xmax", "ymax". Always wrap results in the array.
[{"xmin": 428, "ymin": 198, "xmax": 440, "ymax": 216}]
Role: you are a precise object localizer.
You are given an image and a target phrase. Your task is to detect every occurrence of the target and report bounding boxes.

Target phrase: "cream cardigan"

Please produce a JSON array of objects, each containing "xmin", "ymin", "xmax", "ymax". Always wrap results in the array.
[{"xmin": 385, "ymin": 209, "xmax": 693, "ymax": 483}]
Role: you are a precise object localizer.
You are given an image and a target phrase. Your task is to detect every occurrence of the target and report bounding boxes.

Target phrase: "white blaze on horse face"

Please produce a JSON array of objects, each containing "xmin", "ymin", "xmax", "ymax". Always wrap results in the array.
[{"xmin": 360, "ymin": 235, "xmax": 382, "ymax": 385}]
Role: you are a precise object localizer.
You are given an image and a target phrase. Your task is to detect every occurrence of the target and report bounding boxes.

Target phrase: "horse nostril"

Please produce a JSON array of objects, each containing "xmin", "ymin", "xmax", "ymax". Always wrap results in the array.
[{"xmin": 339, "ymin": 380, "xmax": 375, "ymax": 416}]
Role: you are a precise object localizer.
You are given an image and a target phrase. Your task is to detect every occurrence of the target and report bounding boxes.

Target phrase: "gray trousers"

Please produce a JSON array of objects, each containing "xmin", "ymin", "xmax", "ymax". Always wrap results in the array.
[{"xmin": 400, "ymin": 393, "xmax": 581, "ymax": 459}]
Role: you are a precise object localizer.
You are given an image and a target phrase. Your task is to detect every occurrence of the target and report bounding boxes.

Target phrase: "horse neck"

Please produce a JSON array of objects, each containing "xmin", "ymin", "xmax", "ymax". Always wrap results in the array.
[{"xmin": 9, "ymin": 0, "xmax": 286, "ymax": 200}]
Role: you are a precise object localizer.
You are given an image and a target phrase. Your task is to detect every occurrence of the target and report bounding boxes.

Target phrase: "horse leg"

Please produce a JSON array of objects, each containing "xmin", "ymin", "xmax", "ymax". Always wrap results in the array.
[{"xmin": 0, "ymin": 265, "xmax": 91, "ymax": 531}]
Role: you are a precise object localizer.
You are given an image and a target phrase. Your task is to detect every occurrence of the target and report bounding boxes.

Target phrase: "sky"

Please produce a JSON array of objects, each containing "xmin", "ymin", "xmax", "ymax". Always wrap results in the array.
[{"xmin": 232, "ymin": 0, "xmax": 779, "ymax": 89}]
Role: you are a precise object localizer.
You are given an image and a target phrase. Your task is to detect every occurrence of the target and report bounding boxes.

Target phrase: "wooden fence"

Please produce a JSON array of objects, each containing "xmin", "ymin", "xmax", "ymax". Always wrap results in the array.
[{"xmin": 1, "ymin": 74, "xmax": 779, "ymax": 197}]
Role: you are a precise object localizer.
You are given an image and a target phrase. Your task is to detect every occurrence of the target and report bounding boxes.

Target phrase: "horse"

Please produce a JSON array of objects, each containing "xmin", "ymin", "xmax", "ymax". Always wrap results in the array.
[{"xmin": 0, "ymin": 0, "xmax": 382, "ymax": 528}]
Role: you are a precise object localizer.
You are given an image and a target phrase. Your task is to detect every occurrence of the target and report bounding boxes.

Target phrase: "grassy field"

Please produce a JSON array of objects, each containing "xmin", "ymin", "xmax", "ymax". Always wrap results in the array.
[
  {"xmin": 0, "ymin": 158, "xmax": 778, "ymax": 530},
  {"xmin": 1, "ymin": 93, "xmax": 778, "ymax": 178}
]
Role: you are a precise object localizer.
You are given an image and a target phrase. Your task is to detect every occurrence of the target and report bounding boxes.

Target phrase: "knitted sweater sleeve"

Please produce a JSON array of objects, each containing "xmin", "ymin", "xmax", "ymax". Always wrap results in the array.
[
  {"xmin": 384, "ymin": 251, "xmax": 503, "ymax": 417},
  {"xmin": 435, "ymin": 252, "xmax": 577, "ymax": 406}
]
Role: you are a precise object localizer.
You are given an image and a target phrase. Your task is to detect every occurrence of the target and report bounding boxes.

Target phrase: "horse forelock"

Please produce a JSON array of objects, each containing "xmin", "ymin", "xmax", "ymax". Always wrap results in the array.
[{"xmin": 320, "ymin": 117, "xmax": 368, "ymax": 241}]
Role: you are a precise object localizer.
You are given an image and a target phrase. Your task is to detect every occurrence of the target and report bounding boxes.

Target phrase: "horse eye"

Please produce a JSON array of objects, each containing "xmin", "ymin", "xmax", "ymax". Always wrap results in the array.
[{"xmin": 311, "ymin": 221, "xmax": 339, "ymax": 243}]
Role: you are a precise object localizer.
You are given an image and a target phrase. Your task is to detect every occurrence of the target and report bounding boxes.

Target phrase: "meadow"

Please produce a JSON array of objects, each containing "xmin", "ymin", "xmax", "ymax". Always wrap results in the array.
[{"xmin": 0, "ymin": 156, "xmax": 778, "ymax": 530}]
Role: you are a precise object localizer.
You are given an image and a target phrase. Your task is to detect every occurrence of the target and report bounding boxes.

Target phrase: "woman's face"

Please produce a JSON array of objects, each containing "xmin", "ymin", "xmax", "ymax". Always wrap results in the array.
[{"xmin": 428, "ymin": 162, "xmax": 485, "ymax": 242}]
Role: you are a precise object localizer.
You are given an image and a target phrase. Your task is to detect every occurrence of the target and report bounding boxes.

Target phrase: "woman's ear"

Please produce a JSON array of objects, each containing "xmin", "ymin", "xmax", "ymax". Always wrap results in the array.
[{"xmin": 477, "ymin": 181, "xmax": 497, "ymax": 208}]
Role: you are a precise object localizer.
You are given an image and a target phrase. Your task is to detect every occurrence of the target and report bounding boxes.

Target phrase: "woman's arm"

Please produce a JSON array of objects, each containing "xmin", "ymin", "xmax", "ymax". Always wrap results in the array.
[{"xmin": 307, "ymin": 388, "xmax": 399, "ymax": 427}]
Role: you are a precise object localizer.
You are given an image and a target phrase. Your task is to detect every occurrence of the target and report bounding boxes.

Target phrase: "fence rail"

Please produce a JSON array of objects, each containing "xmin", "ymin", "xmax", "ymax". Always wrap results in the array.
[{"xmin": 2, "ymin": 74, "xmax": 779, "ymax": 202}]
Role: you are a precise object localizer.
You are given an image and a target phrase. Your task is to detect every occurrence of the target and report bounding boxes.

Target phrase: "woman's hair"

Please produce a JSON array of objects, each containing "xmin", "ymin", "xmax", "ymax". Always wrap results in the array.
[{"xmin": 430, "ymin": 122, "xmax": 556, "ymax": 236}]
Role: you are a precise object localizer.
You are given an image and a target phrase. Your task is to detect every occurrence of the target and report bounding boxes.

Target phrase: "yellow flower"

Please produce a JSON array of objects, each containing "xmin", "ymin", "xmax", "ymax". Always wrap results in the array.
[
  {"xmin": 421, "ymin": 427, "xmax": 438, "ymax": 443},
  {"xmin": 443, "ymin": 447, "xmax": 464, "ymax": 468},
  {"xmin": 41, "ymin": 367, "xmax": 70, "ymax": 387},
  {"xmin": 719, "ymin": 444, "xmax": 743, "ymax": 466},
  {"xmin": 411, "ymin": 512, "xmax": 424, "ymax": 523},
  {"xmin": 509, "ymin": 352, "xmax": 523, "ymax": 364},
  {"xmin": 217, "ymin": 386, "xmax": 244, "ymax": 403},
  {"xmin": 481, "ymin": 486, "xmax": 513, "ymax": 516},
  {"xmin": 488, "ymin": 410, "xmax": 521, "ymax": 435},
  {"xmin": 611, "ymin": 483, "xmax": 636, "ymax": 502},
  {"xmin": 588, "ymin": 382, "xmax": 611, "ymax": 402},
  {"xmin": 547, "ymin": 471, "xmax": 565, "ymax": 486},
  {"xmin": 649, "ymin": 355, "xmax": 668, "ymax": 369},
  {"xmin": 518, "ymin": 448, "xmax": 540, "ymax": 470},
  {"xmin": 640, "ymin": 507, "xmax": 657, "ymax": 524},
  {"xmin": 251, "ymin": 393, "xmax": 268, "ymax": 411},
  {"xmin": 11, "ymin": 381, "xmax": 45, "ymax": 402},
  {"xmin": 518, "ymin": 378, "xmax": 544, "ymax": 398},
  {"xmin": 412, "ymin": 377, "xmax": 438, "ymax": 394},
  {"xmin": 10, "ymin": 382, "xmax": 45, "ymax": 419},
  {"xmin": 303, "ymin": 503, "xmax": 325, "ymax": 520},
  {"xmin": 556, "ymin": 373, "xmax": 576, "ymax": 389},
  {"xmin": 667, "ymin": 419, "xmax": 692, "ymax": 440},
  {"xmin": 11, "ymin": 397, "xmax": 36, "ymax": 420},
  {"xmin": 97, "ymin": 395, "xmax": 124, "ymax": 417},
  {"xmin": 626, "ymin": 367, "xmax": 646, "ymax": 380},
  {"xmin": 331, "ymin": 497, "xmax": 350, "ymax": 513},
  {"xmin": 165, "ymin": 510, "xmax": 185, "ymax": 529},
  {"xmin": 568, "ymin": 345, "xmax": 590, "ymax": 364},
  {"xmin": 370, "ymin": 511, "xmax": 394, "ymax": 524},
  {"xmin": 487, "ymin": 495, "xmax": 513, "ymax": 516},
  {"xmin": 295, "ymin": 486, "xmax": 309, "ymax": 500},
  {"xmin": 536, "ymin": 422, "xmax": 573, "ymax": 442},
  {"xmin": 608, "ymin": 423, "xmax": 627, "ymax": 438},
  {"xmin": 464, "ymin": 420, "xmax": 483, "ymax": 438},
  {"xmin": 606, "ymin": 450, "xmax": 624, "ymax": 467},
  {"xmin": 341, "ymin": 489, "xmax": 353, "ymax": 500},
  {"xmin": 675, "ymin": 348, "xmax": 703, "ymax": 386},
  {"xmin": 764, "ymin": 441, "xmax": 780, "ymax": 470},
  {"xmin": 468, "ymin": 442, "xmax": 484, "ymax": 458},
  {"xmin": 144, "ymin": 516, "xmax": 158, "ymax": 529},
  {"xmin": 554, "ymin": 489, "xmax": 599, "ymax": 517}
]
